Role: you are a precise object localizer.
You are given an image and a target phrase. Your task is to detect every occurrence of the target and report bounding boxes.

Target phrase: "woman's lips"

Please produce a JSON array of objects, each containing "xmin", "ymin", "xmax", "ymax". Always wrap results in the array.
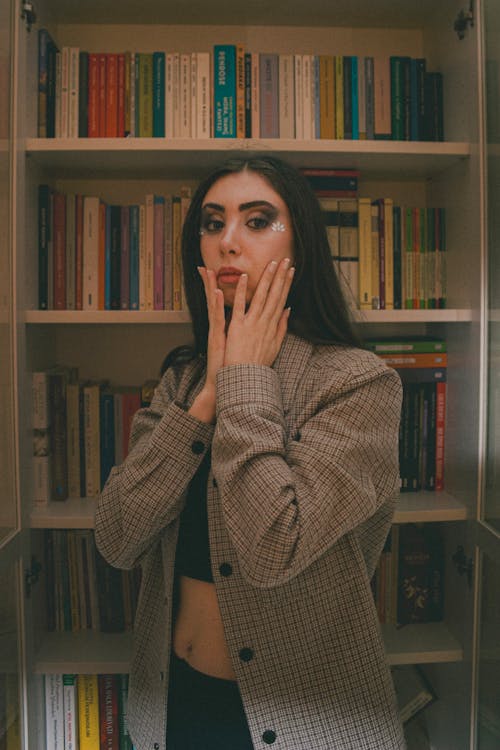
[{"xmin": 217, "ymin": 268, "xmax": 243, "ymax": 284}]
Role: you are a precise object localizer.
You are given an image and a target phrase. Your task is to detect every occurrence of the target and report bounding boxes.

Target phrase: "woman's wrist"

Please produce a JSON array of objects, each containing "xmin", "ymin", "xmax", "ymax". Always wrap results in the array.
[{"xmin": 188, "ymin": 386, "xmax": 216, "ymax": 424}]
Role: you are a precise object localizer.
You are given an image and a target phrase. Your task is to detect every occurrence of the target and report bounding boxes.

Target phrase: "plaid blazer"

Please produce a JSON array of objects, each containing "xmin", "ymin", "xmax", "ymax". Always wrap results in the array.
[{"xmin": 95, "ymin": 333, "xmax": 406, "ymax": 750}]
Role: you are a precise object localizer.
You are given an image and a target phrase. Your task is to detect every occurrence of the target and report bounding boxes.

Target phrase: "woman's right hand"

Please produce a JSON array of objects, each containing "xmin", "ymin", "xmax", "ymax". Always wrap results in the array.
[{"xmin": 188, "ymin": 267, "xmax": 226, "ymax": 423}]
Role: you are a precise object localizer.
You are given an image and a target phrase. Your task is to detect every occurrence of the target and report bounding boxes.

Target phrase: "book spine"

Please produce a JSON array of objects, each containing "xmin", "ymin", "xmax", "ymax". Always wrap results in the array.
[
  {"xmin": 83, "ymin": 383, "xmax": 100, "ymax": 498},
  {"xmin": 357, "ymin": 197, "xmax": 372, "ymax": 309},
  {"xmin": 351, "ymin": 56, "xmax": 359, "ymax": 139},
  {"xmin": 99, "ymin": 675, "xmax": 119, "ymax": 750},
  {"xmin": 370, "ymin": 202, "xmax": 380, "ymax": 309},
  {"xmin": 78, "ymin": 52, "xmax": 89, "ymax": 137},
  {"xmin": 180, "ymin": 53, "xmax": 191, "ymax": 138},
  {"xmin": 374, "ymin": 56, "xmax": 391, "ymax": 139},
  {"xmin": 65, "ymin": 193, "xmax": 76, "ymax": 310},
  {"xmin": 190, "ymin": 51, "xmax": 197, "ymax": 138},
  {"xmin": 87, "ymin": 53, "xmax": 99, "ymax": 138},
  {"xmin": 393, "ymin": 205, "xmax": 402, "ymax": 309},
  {"xmin": 47, "ymin": 39, "xmax": 58, "ymax": 137},
  {"xmin": 294, "ymin": 54, "xmax": 303, "ymax": 139},
  {"xmin": 302, "ymin": 54, "xmax": 313, "ymax": 140},
  {"xmin": 236, "ymin": 43, "xmax": 245, "ymax": 138},
  {"xmin": 66, "ymin": 382, "xmax": 81, "ymax": 498},
  {"xmin": 53, "ymin": 192, "xmax": 66, "ymax": 310},
  {"xmin": 384, "ymin": 198, "xmax": 394, "ymax": 310},
  {"xmin": 260, "ymin": 53, "xmax": 279, "ymax": 138},
  {"xmin": 118, "ymin": 674, "xmax": 133, "ymax": 750},
  {"xmin": 68, "ymin": 47, "xmax": 79, "ymax": 138},
  {"xmin": 364, "ymin": 57, "xmax": 374, "ymax": 139},
  {"xmin": 60, "ymin": 47, "xmax": 69, "ymax": 138},
  {"xmin": 38, "ymin": 184, "xmax": 51, "ymax": 309},
  {"xmin": 214, "ymin": 45, "xmax": 236, "ymax": 137},
  {"xmin": 139, "ymin": 204, "xmax": 146, "ymax": 310},
  {"xmin": 78, "ymin": 675, "xmax": 100, "ymax": 750},
  {"xmin": 100, "ymin": 390, "xmax": 115, "ymax": 490},
  {"xmin": 197, "ymin": 52, "xmax": 211, "ymax": 138},
  {"xmin": 172, "ymin": 195, "xmax": 182, "ymax": 310},
  {"xmin": 244, "ymin": 52, "xmax": 252, "ymax": 137},
  {"xmin": 45, "ymin": 674, "xmax": 64, "ymax": 750},
  {"xmin": 319, "ymin": 55, "xmax": 335, "ymax": 139},
  {"xmin": 153, "ymin": 52, "xmax": 165, "ymax": 137},
  {"xmin": 343, "ymin": 56, "xmax": 352, "ymax": 139},
  {"xmin": 251, "ymin": 52, "xmax": 260, "ymax": 138},
  {"xmin": 138, "ymin": 53, "xmax": 153, "ymax": 137},
  {"xmin": 435, "ymin": 381, "xmax": 446, "ymax": 490},
  {"xmin": 116, "ymin": 53, "xmax": 125, "ymax": 138},
  {"xmin": 129, "ymin": 206, "xmax": 140, "ymax": 310},
  {"xmin": 98, "ymin": 53, "xmax": 106, "ymax": 137},
  {"xmin": 120, "ymin": 206, "xmax": 130, "ymax": 310},
  {"xmin": 109, "ymin": 205, "xmax": 121, "ymax": 310},
  {"xmin": 153, "ymin": 195, "xmax": 165, "ymax": 310},
  {"xmin": 38, "ymin": 29, "xmax": 51, "ymax": 137},
  {"xmin": 124, "ymin": 52, "xmax": 131, "ymax": 137},
  {"xmin": 144, "ymin": 194, "xmax": 154, "ymax": 310},
  {"xmin": 279, "ymin": 54, "xmax": 295, "ymax": 139}
]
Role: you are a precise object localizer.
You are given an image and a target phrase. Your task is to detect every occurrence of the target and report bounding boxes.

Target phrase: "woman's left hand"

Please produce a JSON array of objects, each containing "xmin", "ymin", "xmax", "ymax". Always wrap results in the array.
[{"xmin": 224, "ymin": 257, "xmax": 295, "ymax": 367}]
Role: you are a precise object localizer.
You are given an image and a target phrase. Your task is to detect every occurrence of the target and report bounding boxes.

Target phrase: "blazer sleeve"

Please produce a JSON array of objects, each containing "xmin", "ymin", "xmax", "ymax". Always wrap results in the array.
[
  {"xmin": 94, "ymin": 365, "xmax": 214, "ymax": 570},
  {"xmin": 212, "ymin": 360, "xmax": 402, "ymax": 588}
]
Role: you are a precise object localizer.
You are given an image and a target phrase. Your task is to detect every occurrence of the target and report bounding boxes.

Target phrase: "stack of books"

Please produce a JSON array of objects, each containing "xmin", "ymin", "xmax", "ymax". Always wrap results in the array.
[{"xmin": 37, "ymin": 31, "xmax": 445, "ymax": 141}]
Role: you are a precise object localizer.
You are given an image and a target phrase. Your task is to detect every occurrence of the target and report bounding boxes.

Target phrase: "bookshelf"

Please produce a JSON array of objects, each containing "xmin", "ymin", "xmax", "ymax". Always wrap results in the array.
[{"xmin": 6, "ymin": 0, "xmax": 494, "ymax": 748}]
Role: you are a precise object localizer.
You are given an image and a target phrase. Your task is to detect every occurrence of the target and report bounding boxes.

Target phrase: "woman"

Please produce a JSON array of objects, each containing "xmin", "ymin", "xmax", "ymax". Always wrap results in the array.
[{"xmin": 95, "ymin": 156, "xmax": 406, "ymax": 750}]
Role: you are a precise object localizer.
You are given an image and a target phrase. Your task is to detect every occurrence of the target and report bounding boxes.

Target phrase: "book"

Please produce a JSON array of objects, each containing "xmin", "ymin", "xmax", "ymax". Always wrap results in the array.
[
  {"xmin": 82, "ymin": 196, "xmax": 100, "ymax": 310},
  {"xmin": 38, "ymin": 184, "xmax": 51, "ymax": 309},
  {"xmin": 153, "ymin": 51, "xmax": 165, "ymax": 137},
  {"xmin": 44, "ymin": 674, "xmax": 64, "ymax": 750},
  {"xmin": 260, "ymin": 53, "xmax": 279, "ymax": 138},
  {"xmin": 374, "ymin": 56, "xmax": 391, "ymax": 139},
  {"xmin": 138, "ymin": 53, "xmax": 153, "ymax": 137},
  {"xmin": 365, "ymin": 337, "xmax": 446, "ymax": 354},
  {"xmin": 98, "ymin": 675, "xmax": 119, "ymax": 750},
  {"xmin": 397, "ymin": 523, "xmax": 444, "ymax": 625},
  {"xmin": 392, "ymin": 665, "xmax": 436, "ymax": 724},
  {"xmin": 214, "ymin": 45, "xmax": 236, "ymax": 137},
  {"xmin": 78, "ymin": 675, "xmax": 100, "ymax": 750},
  {"xmin": 63, "ymin": 674, "xmax": 78, "ymax": 750}
]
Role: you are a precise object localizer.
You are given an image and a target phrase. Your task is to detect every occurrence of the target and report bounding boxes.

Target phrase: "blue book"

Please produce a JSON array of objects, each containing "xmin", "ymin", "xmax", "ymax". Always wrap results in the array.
[
  {"xmin": 38, "ymin": 28, "xmax": 58, "ymax": 137},
  {"xmin": 105, "ymin": 205, "xmax": 112, "ymax": 310},
  {"xmin": 364, "ymin": 57, "xmax": 375, "ymax": 139},
  {"xmin": 351, "ymin": 56, "xmax": 359, "ymax": 139},
  {"xmin": 153, "ymin": 52, "xmax": 165, "ymax": 137},
  {"xmin": 214, "ymin": 45, "xmax": 237, "ymax": 137},
  {"xmin": 129, "ymin": 205, "xmax": 140, "ymax": 310}
]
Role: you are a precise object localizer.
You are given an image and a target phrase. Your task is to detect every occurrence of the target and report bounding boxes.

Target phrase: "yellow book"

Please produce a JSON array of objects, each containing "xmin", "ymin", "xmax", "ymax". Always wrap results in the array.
[
  {"xmin": 138, "ymin": 53, "xmax": 153, "ymax": 137},
  {"xmin": 335, "ymin": 56, "xmax": 344, "ymax": 139},
  {"xmin": 358, "ymin": 197, "xmax": 372, "ymax": 309},
  {"xmin": 78, "ymin": 675, "xmax": 100, "ymax": 750},
  {"xmin": 319, "ymin": 55, "xmax": 335, "ymax": 139},
  {"xmin": 384, "ymin": 198, "xmax": 394, "ymax": 310}
]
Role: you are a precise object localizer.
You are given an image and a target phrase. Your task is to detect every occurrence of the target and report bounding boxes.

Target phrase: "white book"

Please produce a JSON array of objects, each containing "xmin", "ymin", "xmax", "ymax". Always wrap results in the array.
[
  {"xmin": 65, "ymin": 193, "xmax": 76, "ymax": 310},
  {"xmin": 196, "ymin": 52, "xmax": 211, "ymax": 138},
  {"xmin": 190, "ymin": 51, "xmax": 197, "ymax": 138},
  {"xmin": 302, "ymin": 54, "xmax": 313, "ymax": 140},
  {"xmin": 45, "ymin": 674, "xmax": 64, "ymax": 750},
  {"xmin": 68, "ymin": 47, "xmax": 79, "ymax": 138},
  {"xmin": 165, "ymin": 53, "xmax": 174, "ymax": 138},
  {"xmin": 82, "ymin": 196, "xmax": 100, "ymax": 310},
  {"xmin": 294, "ymin": 54, "xmax": 303, "ymax": 139},
  {"xmin": 251, "ymin": 52, "xmax": 260, "ymax": 138},
  {"xmin": 62, "ymin": 675, "xmax": 78, "ymax": 750},
  {"xmin": 279, "ymin": 54, "xmax": 295, "ymax": 139},
  {"xmin": 180, "ymin": 53, "xmax": 191, "ymax": 138},
  {"xmin": 60, "ymin": 47, "xmax": 70, "ymax": 138},
  {"xmin": 139, "ymin": 203, "xmax": 146, "ymax": 310},
  {"xmin": 33, "ymin": 455, "xmax": 51, "ymax": 506}
]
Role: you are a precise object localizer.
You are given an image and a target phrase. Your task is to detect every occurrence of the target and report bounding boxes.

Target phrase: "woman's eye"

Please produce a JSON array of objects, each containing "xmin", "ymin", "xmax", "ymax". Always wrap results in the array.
[
  {"xmin": 247, "ymin": 216, "xmax": 270, "ymax": 230},
  {"xmin": 203, "ymin": 218, "xmax": 224, "ymax": 233}
]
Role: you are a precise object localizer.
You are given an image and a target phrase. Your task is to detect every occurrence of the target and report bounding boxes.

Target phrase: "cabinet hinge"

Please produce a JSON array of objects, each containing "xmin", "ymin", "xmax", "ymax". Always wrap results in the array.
[
  {"xmin": 453, "ymin": 1, "xmax": 474, "ymax": 41},
  {"xmin": 24, "ymin": 555, "xmax": 42, "ymax": 598},
  {"xmin": 451, "ymin": 545, "xmax": 474, "ymax": 588},
  {"xmin": 21, "ymin": 0, "xmax": 37, "ymax": 32}
]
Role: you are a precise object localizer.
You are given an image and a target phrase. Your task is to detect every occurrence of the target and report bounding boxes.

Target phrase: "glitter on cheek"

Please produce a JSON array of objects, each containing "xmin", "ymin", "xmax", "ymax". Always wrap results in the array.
[{"xmin": 270, "ymin": 221, "xmax": 286, "ymax": 233}]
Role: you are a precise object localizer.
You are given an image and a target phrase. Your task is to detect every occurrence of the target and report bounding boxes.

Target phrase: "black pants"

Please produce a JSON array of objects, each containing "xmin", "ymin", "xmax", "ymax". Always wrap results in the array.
[{"xmin": 166, "ymin": 652, "xmax": 254, "ymax": 749}]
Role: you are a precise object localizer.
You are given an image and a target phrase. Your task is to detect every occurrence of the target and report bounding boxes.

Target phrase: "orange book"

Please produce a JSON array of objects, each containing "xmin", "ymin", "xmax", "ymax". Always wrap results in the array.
[
  {"xmin": 105, "ymin": 53, "xmax": 118, "ymax": 137},
  {"xmin": 88, "ymin": 53, "xmax": 99, "ymax": 137}
]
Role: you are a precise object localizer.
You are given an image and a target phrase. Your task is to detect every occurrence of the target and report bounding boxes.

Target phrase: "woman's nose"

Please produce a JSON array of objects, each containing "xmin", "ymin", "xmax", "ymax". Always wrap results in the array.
[{"xmin": 219, "ymin": 222, "xmax": 241, "ymax": 255}]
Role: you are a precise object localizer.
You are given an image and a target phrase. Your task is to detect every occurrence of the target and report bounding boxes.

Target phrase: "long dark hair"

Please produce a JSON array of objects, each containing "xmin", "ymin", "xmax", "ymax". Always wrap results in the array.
[{"xmin": 161, "ymin": 156, "xmax": 360, "ymax": 374}]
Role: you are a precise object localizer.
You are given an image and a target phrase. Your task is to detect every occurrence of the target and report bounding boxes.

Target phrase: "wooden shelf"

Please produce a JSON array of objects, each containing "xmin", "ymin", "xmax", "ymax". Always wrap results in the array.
[
  {"xmin": 32, "ymin": 622, "xmax": 463, "ymax": 673},
  {"xmin": 24, "ymin": 309, "xmax": 472, "ymax": 325},
  {"xmin": 25, "ymin": 138, "xmax": 470, "ymax": 179},
  {"xmin": 34, "ymin": 631, "xmax": 133, "ymax": 674},
  {"xmin": 30, "ymin": 492, "xmax": 467, "ymax": 529},
  {"xmin": 383, "ymin": 622, "xmax": 464, "ymax": 665}
]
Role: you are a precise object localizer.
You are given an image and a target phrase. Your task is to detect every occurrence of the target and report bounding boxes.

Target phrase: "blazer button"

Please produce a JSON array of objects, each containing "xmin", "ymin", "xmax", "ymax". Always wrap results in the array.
[
  {"xmin": 239, "ymin": 647, "xmax": 254, "ymax": 662},
  {"xmin": 219, "ymin": 562, "xmax": 233, "ymax": 577},
  {"xmin": 153, "ymin": 744, "xmax": 160, "ymax": 749},
  {"xmin": 191, "ymin": 440, "xmax": 205, "ymax": 454},
  {"xmin": 262, "ymin": 730, "xmax": 277, "ymax": 744}
]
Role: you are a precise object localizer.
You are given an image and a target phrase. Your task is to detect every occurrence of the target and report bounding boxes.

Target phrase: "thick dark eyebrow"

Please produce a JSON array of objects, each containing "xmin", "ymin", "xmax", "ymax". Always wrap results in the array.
[{"xmin": 201, "ymin": 200, "xmax": 278, "ymax": 213}]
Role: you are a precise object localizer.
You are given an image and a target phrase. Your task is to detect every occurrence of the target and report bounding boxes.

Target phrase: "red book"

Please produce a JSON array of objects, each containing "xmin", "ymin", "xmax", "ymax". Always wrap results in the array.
[
  {"xmin": 435, "ymin": 381, "xmax": 446, "ymax": 490},
  {"xmin": 117, "ymin": 53, "xmax": 126, "ymax": 138},
  {"xmin": 75, "ymin": 194, "xmax": 84, "ymax": 309},
  {"xmin": 88, "ymin": 53, "xmax": 99, "ymax": 137},
  {"xmin": 98, "ymin": 53, "xmax": 107, "ymax": 137},
  {"xmin": 53, "ymin": 192, "xmax": 66, "ymax": 310},
  {"xmin": 98, "ymin": 674, "xmax": 119, "ymax": 750},
  {"xmin": 106, "ymin": 53, "xmax": 118, "ymax": 137}
]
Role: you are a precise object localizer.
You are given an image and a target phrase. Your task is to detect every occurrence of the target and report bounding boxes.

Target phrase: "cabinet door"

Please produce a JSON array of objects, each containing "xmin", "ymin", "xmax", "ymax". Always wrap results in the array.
[
  {"xmin": 477, "ymin": 0, "xmax": 500, "ymax": 747},
  {"xmin": 0, "ymin": 0, "xmax": 22, "ymax": 748}
]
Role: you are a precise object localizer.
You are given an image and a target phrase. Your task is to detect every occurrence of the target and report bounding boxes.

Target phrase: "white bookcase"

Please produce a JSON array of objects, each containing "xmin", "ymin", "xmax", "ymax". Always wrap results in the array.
[{"xmin": 6, "ymin": 0, "xmax": 498, "ymax": 748}]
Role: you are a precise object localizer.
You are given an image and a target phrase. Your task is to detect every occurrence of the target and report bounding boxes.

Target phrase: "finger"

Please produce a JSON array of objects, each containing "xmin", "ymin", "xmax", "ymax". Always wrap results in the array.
[
  {"xmin": 247, "ymin": 260, "xmax": 278, "ymax": 318},
  {"xmin": 261, "ymin": 258, "xmax": 293, "ymax": 321},
  {"xmin": 275, "ymin": 306, "xmax": 291, "ymax": 348},
  {"xmin": 231, "ymin": 272, "xmax": 248, "ymax": 320}
]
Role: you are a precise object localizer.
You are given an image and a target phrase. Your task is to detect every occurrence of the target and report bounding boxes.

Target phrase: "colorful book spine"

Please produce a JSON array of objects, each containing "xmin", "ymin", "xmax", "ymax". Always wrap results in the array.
[
  {"xmin": 260, "ymin": 53, "xmax": 279, "ymax": 138},
  {"xmin": 129, "ymin": 205, "xmax": 140, "ymax": 310},
  {"xmin": 153, "ymin": 51, "xmax": 165, "ymax": 137},
  {"xmin": 78, "ymin": 675, "xmax": 100, "ymax": 750},
  {"xmin": 214, "ymin": 44, "xmax": 237, "ymax": 137}
]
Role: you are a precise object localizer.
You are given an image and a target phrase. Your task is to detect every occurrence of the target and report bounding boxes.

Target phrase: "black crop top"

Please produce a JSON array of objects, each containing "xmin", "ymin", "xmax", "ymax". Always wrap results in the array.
[{"xmin": 174, "ymin": 450, "xmax": 213, "ymax": 583}]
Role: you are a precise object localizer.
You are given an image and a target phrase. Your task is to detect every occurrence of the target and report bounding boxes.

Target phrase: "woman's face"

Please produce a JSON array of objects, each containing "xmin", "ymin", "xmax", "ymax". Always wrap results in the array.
[{"xmin": 199, "ymin": 171, "xmax": 295, "ymax": 307}]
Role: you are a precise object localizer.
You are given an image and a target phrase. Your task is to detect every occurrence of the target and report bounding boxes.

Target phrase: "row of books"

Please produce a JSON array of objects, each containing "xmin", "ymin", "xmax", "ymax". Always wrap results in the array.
[
  {"xmin": 322, "ymin": 198, "xmax": 447, "ymax": 311},
  {"xmin": 372, "ymin": 523, "xmax": 444, "ymax": 626},
  {"xmin": 32, "ymin": 366, "xmax": 156, "ymax": 503},
  {"xmin": 37, "ymin": 184, "xmax": 447, "ymax": 312},
  {"xmin": 38, "ymin": 185, "xmax": 191, "ymax": 312},
  {"xmin": 367, "ymin": 338, "xmax": 447, "ymax": 491},
  {"xmin": 44, "ymin": 529, "xmax": 141, "ymax": 634},
  {"xmin": 38, "ymin": 30, "xmax": 445, "ymax": 141},
  {"xmin": 44, "ymin": 673, "xmax": 134, "ymax": 750}
]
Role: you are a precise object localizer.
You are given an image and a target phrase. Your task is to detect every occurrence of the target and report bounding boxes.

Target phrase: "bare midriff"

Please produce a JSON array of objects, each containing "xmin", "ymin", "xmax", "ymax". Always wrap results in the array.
[{"xmin": 172, "ymin": 575, "xmax": 237, "ymax": 680}]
